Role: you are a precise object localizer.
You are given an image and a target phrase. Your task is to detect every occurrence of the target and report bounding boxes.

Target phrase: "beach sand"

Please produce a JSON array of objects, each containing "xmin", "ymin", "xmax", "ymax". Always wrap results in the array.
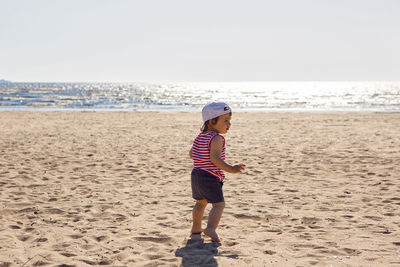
[{"xmin": 0, "ymin": 111, "xmax": 399, "ymax": 266}]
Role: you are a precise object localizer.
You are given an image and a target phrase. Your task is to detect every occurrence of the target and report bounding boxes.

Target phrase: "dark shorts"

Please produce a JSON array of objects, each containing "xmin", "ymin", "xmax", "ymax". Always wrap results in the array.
[{"xmin": 191, "ymin": 168, "xmax": 224, "ymax": 203}]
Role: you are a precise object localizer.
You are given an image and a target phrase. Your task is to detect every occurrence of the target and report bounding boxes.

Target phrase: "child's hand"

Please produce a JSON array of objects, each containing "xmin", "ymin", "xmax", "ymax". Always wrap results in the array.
[{"xmin": 231, "ymin": 164, "xmax": 246, "ymax": 173}]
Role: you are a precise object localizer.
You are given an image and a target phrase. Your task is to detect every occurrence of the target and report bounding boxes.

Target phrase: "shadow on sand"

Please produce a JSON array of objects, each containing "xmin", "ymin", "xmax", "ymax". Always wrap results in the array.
[
  {"xmin": 175, "ymin": 237, "xmax": 239, "ymax": 266},
  {"xmin": 175, "ymin": 237, "xmax": 221, "ymax": 267}
]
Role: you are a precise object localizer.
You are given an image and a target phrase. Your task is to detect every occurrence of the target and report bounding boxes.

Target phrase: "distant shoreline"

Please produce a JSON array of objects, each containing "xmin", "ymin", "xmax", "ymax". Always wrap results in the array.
[
  {"xmin": 1, "ymin": 108, "xmax": 400, "ymax": 113},
  {"xmin": 1, "ymin": 81, "xmax": 399, "ymax": 112}
]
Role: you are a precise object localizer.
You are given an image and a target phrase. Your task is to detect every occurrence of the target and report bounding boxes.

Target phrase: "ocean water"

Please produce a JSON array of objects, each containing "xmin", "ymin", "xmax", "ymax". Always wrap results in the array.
[{"xmin": 0, "ymin": 81, "xmax": 399, "ymax": 112}]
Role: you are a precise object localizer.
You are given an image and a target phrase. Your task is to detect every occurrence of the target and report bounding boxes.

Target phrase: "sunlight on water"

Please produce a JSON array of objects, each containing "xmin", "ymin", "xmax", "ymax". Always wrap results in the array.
[{"xmin": 0, "ymin": 81, "xmax": 399, "ymax": 112}]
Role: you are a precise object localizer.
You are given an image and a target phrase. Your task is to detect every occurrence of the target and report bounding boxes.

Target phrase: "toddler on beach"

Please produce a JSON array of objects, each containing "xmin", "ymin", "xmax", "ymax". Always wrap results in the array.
[{"xmin": 189, "ymin": 102, "xmax": 245, "ymax": 242}]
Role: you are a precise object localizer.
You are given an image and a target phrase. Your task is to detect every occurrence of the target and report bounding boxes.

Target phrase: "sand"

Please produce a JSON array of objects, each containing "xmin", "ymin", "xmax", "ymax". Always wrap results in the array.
[{"xmin": 0, "ymin": 111, "xmax": 399, "ymax": 266}]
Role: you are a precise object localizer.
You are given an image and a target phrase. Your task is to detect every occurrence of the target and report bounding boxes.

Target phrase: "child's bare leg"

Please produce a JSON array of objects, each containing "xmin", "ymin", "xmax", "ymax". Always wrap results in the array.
[
  {"xmin": 191, "ymin": 199, "xmax": 207, "ymax": 234},
  {"xmin": 204, "ymin": 201, "xmax": 225, "ymax": 242}
]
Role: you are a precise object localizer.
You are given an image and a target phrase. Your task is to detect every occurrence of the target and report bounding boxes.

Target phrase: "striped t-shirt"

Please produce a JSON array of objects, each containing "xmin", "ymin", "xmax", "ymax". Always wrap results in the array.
[{"xmin": 192, "ymin": 131, "xmax": 226, "ymax": 182}]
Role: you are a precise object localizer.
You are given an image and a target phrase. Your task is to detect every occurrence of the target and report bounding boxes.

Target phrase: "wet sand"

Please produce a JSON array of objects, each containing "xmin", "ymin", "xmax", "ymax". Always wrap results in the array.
[{"xmin": 0, "ymin": 112, "xmax": 399, "ymax": 266}]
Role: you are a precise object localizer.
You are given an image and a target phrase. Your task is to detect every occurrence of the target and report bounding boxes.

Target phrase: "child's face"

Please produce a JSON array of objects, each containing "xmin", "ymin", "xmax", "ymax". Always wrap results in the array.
[{"xmin": 212, "ymin": 113, "xmax": 231, "ymax": 134}]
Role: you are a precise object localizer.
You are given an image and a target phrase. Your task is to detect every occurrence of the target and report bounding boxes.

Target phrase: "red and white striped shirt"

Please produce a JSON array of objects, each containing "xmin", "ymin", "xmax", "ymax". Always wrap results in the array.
[{"xmin": 192, "ymin": 131, "xmax": 226, "ymax": 182}]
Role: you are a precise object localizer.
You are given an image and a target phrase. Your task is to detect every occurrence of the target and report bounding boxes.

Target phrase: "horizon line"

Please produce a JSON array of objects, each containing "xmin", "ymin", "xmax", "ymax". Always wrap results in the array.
[{"xmin": 2, "ymin": 79, "xmax": 400, "ymax": 83}]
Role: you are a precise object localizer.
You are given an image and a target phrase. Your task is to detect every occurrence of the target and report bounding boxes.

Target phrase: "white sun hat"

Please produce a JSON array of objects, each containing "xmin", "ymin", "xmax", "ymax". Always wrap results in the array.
[{"xmin": 202, "ymin": 102, "xmax": 231, "ymax": 122}]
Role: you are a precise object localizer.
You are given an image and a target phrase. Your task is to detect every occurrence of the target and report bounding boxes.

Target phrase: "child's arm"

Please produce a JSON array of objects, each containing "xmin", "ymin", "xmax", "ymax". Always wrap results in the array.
[
  {"xmin": 189, "ymin": 147, "xmax": 193, "ymax": 159},
  {"xmin": 209, "ymin": 135, "xmax": 245, "ymax": 173}
]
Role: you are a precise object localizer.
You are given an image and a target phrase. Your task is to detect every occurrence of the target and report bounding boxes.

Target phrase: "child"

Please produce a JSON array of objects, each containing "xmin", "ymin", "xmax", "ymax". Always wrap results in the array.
[{"xmin": 189, "ymin": 102, "xmax": 245, "ymax": 242}]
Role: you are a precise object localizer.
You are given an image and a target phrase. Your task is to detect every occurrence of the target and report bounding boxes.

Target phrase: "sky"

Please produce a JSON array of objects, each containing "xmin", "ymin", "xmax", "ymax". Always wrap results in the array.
[{"xmin": 0, "ymin": 0, "xmax": 399, "ymax": 82}]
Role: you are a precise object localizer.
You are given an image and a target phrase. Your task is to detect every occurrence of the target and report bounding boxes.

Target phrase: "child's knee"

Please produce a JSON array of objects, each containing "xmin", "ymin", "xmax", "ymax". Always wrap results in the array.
[
  {"xmin": 197, "ymin": 199, "xmax": 208, "ymax": 206},
  {"xmin": 212, "ymin": 202, "xmax": 225, "ymax": 208}
]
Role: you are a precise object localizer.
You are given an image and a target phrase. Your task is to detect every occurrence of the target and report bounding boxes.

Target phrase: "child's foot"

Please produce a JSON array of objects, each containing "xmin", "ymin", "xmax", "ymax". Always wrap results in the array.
[{"xmin": 203, "ymin": 228, "xmax": 221, "ymax": 242}]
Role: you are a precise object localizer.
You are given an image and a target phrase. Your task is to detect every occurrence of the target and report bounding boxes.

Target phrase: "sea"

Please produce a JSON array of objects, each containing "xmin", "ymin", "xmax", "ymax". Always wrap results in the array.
[{"xmin": 0, "ymin": 81, "xmax": 399, "ymax": 112}]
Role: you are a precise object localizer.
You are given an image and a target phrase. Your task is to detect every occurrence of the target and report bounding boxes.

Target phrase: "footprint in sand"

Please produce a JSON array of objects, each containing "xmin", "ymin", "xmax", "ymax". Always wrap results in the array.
[
  {"xmin": 264, "ymin": 250, "xmax": 277, "ymax": 255},
  {"xmin": 145, "ymin": 254, "xmax": 163, "ymax": 260},
  {"xmin": 225, "ymin": 241, "xmax": 238, "ymax": 247},
  {"xmin": 134, "ymin": 236, "xmax": 172, "ymax": 243},
  {"xmin": 363, "ymin": 215, "xmax": 383, "ymax": 221},
  {"xmin": 93, "ymin": 235, "xmax": 108, "ymax": 242},
  {"xmin": 301, "ymin": 216, "xmax": 320, "ymax": 225},
  {"xmin": 342, "ymin": 248, "xmax": 362, "ymax": 256},
  {"xmin": 233, "ymin": 213, "xmax": 261, "ymax": 220},
  {"xmin": 17, "ymin": 235, "xmax": 31, "ymax": 242},
  {"xmin": 45, "ymin": 208, "xmax": 65, "ymax": 214},
  {"xmin": 35, "ymin": 237, "xmax": 48, "ymax": 242},
  {"xmin": 69, "ymin": 234, "xmax": 83, "ymax": 239},
  {"xmin": 80, "ymin": 259, "xmax": 112, "ymax": 266}
]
